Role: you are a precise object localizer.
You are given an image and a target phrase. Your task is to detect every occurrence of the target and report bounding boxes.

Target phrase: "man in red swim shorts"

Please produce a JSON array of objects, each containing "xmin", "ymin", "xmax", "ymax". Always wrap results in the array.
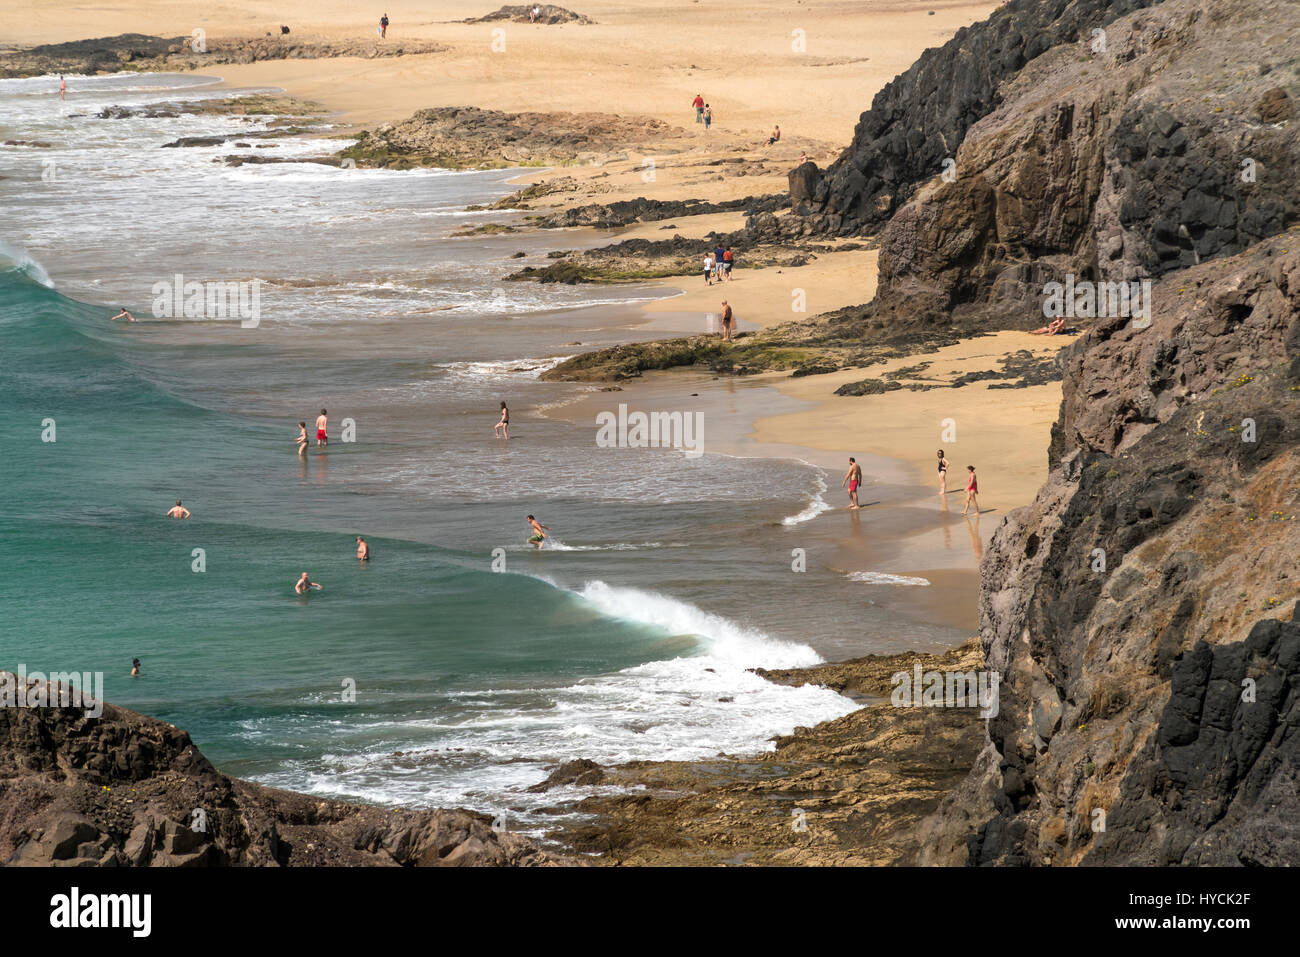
[
  {"xmin": 842, "ymin": 456, "xmax": 862, "ymax": 509},
  {"xmin": 315, "ymin": 408, "xmax": 328, "ymax": 447}
]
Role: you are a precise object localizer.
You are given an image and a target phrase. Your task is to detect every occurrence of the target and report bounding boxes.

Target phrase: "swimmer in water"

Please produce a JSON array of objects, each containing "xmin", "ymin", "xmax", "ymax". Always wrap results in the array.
[
  {"xmin": 166, "ymin": 500, "xmax": 191, "ymax": 519},
  {"xmin": 110, "ymin": 308, "xmax": 135, "ymax": 322},
  {"xmin": 131, "ymin": 658, "xmax": 140, "ymax": 677},
  {"xmin": 526, "ymin": 514, "xmax": 549, "ymax": 548},
  {"xmin": 356, "ymin": 536, "xmax": 370, "ymax": 561},
  {"xmin": 295, "ymin": 572, "xmax": 322, "ymax": 594}
]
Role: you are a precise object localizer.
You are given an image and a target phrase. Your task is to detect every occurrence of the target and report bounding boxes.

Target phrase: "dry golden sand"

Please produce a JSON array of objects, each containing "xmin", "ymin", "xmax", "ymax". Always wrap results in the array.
[{"xmin": 750, "ymin": 331, "xmax": 1073, "ymax": 513}]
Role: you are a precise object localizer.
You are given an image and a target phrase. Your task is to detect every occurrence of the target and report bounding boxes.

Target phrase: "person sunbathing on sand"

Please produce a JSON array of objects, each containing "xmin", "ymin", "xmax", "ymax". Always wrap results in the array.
[{"xmin": 1029, "ymin": 317, "xmax": 1067, "ymax": 335}]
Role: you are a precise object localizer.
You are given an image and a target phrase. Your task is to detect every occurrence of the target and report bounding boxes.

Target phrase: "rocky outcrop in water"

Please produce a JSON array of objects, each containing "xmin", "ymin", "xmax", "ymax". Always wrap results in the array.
[{"xmin": 0, "ymin": 674, "xmax": 554, "ymax": 866}]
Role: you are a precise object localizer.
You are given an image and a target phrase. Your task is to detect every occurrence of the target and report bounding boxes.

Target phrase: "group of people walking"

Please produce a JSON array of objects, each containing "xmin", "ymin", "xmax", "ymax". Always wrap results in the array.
[{"xmin": 703, "ymin": 245, "xmax": 734, "ymax": 285}]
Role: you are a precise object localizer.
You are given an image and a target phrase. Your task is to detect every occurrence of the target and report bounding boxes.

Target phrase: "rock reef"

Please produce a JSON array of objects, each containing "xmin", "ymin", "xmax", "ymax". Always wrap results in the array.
[{"xmin": 0, "ymin": 675, "xmax": 554, "ymax": 866}]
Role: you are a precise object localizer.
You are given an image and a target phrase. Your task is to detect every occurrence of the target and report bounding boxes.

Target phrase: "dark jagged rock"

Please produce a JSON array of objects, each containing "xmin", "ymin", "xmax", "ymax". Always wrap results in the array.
[
  {"xmin": 527, "ymin": 759, "xmax": 605, "ymax": 792},
  {"xmin": 1084, "ymin": 620, "xmax": 1300, "ymax": 865},
  {"xmin": 0, "ymin": 33, "xmax": 446, "ymax": 78},
  {"xmin": 532, "ymin": 193, "xmax": 788, "ymax": 229},
  {"xmin": 833, "ymin": 378, "xmax": 902, "ymax": 396},
  {"xmin": 0, "ymin": 674, "xmax": 556, "ymax": 867},
  {"xmin": 917, "ymin": 234, "xmax": 1300, "ymax": 866},
  {"xmin": 466, "ymin": 5, "xmax": 594, "ymax": 25},
  {"xmin": 813, "ymin": 0, "xmax": 1300, "ymax": 331},
  {"xmin": 787, "ymin": 0, "xmax": 1163, "ymax": 236}
]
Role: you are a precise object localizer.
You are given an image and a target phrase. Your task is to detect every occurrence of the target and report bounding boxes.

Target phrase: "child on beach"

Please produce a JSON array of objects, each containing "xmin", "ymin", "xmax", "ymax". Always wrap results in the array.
[
  {"xmin": 704, "ymin": 105, "xmax": 712, "ymax": 130},
  {"xmin": 315, "ymin": 409, "xmax": 328, "ymax": 448},
  {"xmin": 937, "ymin": 449, "xmax": 949, "ymax": 495},
  {"xmin": 494, "ymin": 401, "xmax": 509, "ymax": 438},
  {"xmin": 703, "ymin": 252, "xmax": 715, "ymax": 285},
  {"xmin": 962, "ymin": 465, "xmax": 980, "ymax": 515}
]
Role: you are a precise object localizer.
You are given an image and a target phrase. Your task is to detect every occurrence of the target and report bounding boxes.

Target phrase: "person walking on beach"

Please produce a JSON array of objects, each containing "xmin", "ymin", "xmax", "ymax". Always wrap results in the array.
[
  {"xmin": 692, "ymin": 93, "xmax": 705, "ymax": 123},
  {"xmin": 110, "ymin": 307, "xmax": 135, "ymax": 322},
  {"xmin": 526, "ymin": 514, "xmax": 549, "ymax": 548},
  {"xmin": 295, "ymin": 571, "xmax": 322, "ymax": 594},
  {"xmin": 380, "ymin": 13, "xmax": 389, "ymax": 38},
  {"xmin": 295, "ymin": 421, "xmax": 308, "ymax": 456},
  {"xmin": 356, "ymin": 536, "xmax": 371, "ymax": 561},
  {"xmin": 704, "ymin": 105, "xmax": 712, "ymax": 131},
  {"xmin": 166, "ymin": 500, "xmax": 191, "ymax": 519},
  {"xmin": 842, "ymin": 457, "xmax": 862, "ymax": 509},
  {"xmin": 703, "ymin": 252, "xmax": 715, "ymax": 286},
  {"xmin": 494, "ymin": 401, "xmax": 510, "ymax": 439},
  {"xmin": 962, "ymin": 465, "xmax": 980, "ymax": 515},
  {"xmin": 722, "ymin": 247, "xmax": 734, "ymax": 281},
  {"xmin": 720, "ymin": 300, "xmax": 734, "ymax": 342},
  {"xmin": 713, "ymin": 244, "xmax": 726, "ymax": 280},
  {"xmin": 937, "ymin": 449, "xmax": 949, "ymax": 496},
  {"xmin": 315, "ymin": 409, "xmax": 328, "ymax": 448}
]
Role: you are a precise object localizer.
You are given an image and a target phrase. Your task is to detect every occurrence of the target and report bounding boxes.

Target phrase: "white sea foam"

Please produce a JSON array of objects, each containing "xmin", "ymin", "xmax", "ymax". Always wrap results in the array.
[
  {"xmin": 848, "ymin": 571, "xmax": 931, "ymax": 586},
  {"xmin": 781, "ymin": 468, "xmax": 833, "ymax": 525}
]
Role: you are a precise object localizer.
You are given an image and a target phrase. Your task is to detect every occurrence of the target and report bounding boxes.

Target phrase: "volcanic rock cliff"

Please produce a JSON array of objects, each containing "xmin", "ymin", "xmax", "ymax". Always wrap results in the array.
[
  {"xmin": 796, "ymin": 0, "xmax": 1300, "ymax": 868},
  {"xmin": 767, "ymin": 0, "xmax": 1299, "ymax": 332}
]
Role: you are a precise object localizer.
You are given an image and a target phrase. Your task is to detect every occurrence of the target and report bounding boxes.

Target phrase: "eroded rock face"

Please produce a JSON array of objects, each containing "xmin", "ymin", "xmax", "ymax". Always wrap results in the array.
[
  {"xmin": 918, "ymin": 236, "xmax": 1300, "ymax": 866},
  {"xmin": 790, "ymin": 0, "xmax": 1163, "ymax": 236},
  {"xmin": 862, "ymin": 0, "xmax": 1299, "ymax": 327},
  {"xmin": 0, "ymin": 680, "xmax": 555, "ymax": 867}
]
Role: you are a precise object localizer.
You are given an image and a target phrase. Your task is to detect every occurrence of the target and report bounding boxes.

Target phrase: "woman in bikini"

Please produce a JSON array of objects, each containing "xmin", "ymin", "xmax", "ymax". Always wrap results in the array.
[
  {"xmin": 937, "ymin": 449, "xmax": 949, "ymax": 496},
  {"xmin": 494, "ymin": 401, "xmax": 509, "ymax": 439},
  {"xmin": 962, "ymin": 465, "xmax": 980, "ymax": 516},
  {"xmin": 295, "ymin": 421, "xmax": 308, "ymax": 456}
]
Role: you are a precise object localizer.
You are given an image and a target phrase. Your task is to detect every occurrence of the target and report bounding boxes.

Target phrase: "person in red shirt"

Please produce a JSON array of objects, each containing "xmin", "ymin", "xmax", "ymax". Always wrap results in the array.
[{"xmin": 692, "ymin": 93, "xmax": 705, "ymax": 123}]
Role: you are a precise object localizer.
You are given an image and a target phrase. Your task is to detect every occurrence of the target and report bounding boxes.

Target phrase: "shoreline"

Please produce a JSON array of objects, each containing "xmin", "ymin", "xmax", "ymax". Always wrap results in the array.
[{"xmin": 3, "ymin": 3, "xmax": 1047, "ymax": 865}]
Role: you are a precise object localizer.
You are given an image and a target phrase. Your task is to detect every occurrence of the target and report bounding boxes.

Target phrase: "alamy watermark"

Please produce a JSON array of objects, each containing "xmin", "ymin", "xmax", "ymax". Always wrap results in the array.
[
  {"xmin": 1042, "ymin": 274, "xmax": 1152, "ymax": 327},
  {"xmin": 1, "ymin": 666, "xmax": 104, "ymax": 718},
  {"xmin": 890, "ymin": 664, "xmax": 1000, "ymax": 718},
  {"xmin": 595, "ymin": 404, "xmax": 704, "ymax": 457},
  {"xmin": 152, "ymin": 273, "xmax": 263, "ymax": 328}
]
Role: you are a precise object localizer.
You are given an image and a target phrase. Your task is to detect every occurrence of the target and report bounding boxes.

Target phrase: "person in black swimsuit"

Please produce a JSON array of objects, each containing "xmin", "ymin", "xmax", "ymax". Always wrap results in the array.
[
  {"xmin": 494, "ymin": 401, "xmax": 509, "ymax": 439},
  {"xmin": 937, "ymin": 449, "xmax": 950, "ymax": 496}
]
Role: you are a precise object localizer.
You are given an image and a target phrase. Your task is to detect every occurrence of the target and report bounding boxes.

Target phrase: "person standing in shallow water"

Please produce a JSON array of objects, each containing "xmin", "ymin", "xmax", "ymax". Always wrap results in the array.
[
  {"xmin": 962, "ymin": 465, "xmax": 980, "ymax": 515},
  {"xmin": 166, "ymin": 500, "xmax": 190, "ymax": 519},
  {"xmin": 494, "ymin": 401, "xmax": 509, "ymax": 439},
  {"xmin": 526, "ymin": 514, "xmax": 549, "ymax": 548},
  {"xmin": 356, "ymin": 536, "xmax": 370, "ymax": 561},
  {"xmin": 842, "ymin": 457, "xmax": 862, "ymax": 509},
  {"xmin": 315, "ymin": 409, "xmax": 328, "ymax": 448},
  {"xmin": 295, "ymin": 421, "xmax": 308, "ymax": 456},
  {"xmin": 937, "ymin": 449, "xmax": 949, "ymax": 496},
  {"xmin": 720, "ymin": 300, "xmax": 734, "ymax": 342}
]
